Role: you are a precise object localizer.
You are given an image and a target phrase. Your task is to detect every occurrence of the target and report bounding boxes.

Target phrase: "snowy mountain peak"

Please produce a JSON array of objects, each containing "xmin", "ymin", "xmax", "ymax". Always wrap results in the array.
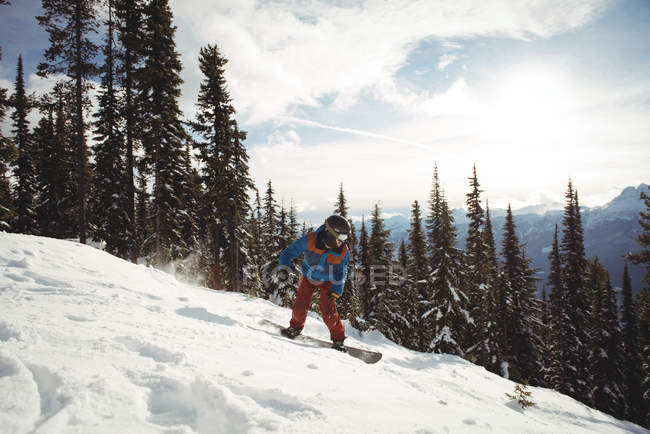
[
  {"xmin": 601, "ymin": 183, "xmax": 649, "ymax": 212},
  {"xmin": 0, "ymin": 233, "xmax": 646, "ymax": 433}
]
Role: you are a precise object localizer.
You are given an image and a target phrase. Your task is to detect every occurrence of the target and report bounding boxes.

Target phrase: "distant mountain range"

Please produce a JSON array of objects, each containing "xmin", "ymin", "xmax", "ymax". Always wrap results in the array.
[{"xmin": 359, "ymin": 184, "xmax": 648, "ymax": 297}]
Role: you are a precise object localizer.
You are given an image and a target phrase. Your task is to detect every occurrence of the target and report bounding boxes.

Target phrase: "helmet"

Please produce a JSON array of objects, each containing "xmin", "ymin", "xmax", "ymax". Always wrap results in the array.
[{"xmin": 324, "ymin": 214, "xmax": 351, "ymax": 246}]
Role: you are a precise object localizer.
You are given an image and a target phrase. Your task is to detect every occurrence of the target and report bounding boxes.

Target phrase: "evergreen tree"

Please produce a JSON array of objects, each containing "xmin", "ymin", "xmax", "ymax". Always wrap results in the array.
[
  {"xmin": 260, "ymin": 180, "xmax": 284, "ymax": 301},
  {"xmin": 475, "ymin": 202, "xmax": 502, "ymax": 372},
  {"xmin": 114, "ymin": 0, "xmax": 146, "ymax": 262},
  {"xmin": 407, "ymin": 200, "xmax": 429, "ymax": 350},
  {"xmin": 191, "ymin": 43, "xmax": 253, "ymax": 291},
  {"xmin": 244, "ymin": 189, "xmax": 264, "ymax": 296},
  {"xmin": 559, "ymin": 181, "xmax": 592, "ymax": 403},
  {"xmin": 424, "ymin": 166, "xmax": 468, "ymax": 355},
  {"xmin": 626, "ymin": 185, "xmax": 650, "ymax": 427},
  {"xmin": 223, "ymin": 125, "xmax": 254, "ymax": 292},
  {"xmin": 366, "ymin": 203, "xmax": 394, "ymax": 329},
  {"xmin": 288, "ymin": 200, "xmax": 299, "ymax": 242},
  {"xmin": 333, "ymin": 183, "xmax": 360, "ymax": 320},
  {"xmin": 90, "ymin": 0, "xmax": 131, "ymax": 256},
  {"xmin": 0, "ymin": 45, "xmax": 17, "ymax": 231},
  {"xmin": 545, "ymin": 224, "xmax": 568, "ymax": 389},
  {"xmin": 138, "ymin": 0, "xmax": 192, "ymax": 265},
  {"xmin": 10, "ymin": 55, "xmax": 38, "ymax": 234},
  {"xmin": 464, "ymin": 165, "xmax": 487, "ymax": 347},
  {"xmin": 37, "ymin": 0, "xmax": 100, "ymax": 243},
  {"xmin": 34, "ymin": 86, "xmax": 78, "ymax": 238},
  {"xmin": 620, "ymin": 264, "xmax": 644, "ymax": 424},
  {"xmin": 587, "ymin": 258, "xmax": 627, "ymax": 419},
  {"xmin": 499, "ymin": 205, "xmax": 541, "ymax": 383},
  {"xmin": 358, "ymin": 215, "xmax": 371, "ymax": 322}
]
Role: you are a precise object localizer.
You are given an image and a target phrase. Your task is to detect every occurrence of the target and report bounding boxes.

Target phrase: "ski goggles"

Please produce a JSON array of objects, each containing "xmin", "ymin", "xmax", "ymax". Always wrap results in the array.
[{"xmin": 325, "ymin": 221, "xmax": 348, "ymax": 241}]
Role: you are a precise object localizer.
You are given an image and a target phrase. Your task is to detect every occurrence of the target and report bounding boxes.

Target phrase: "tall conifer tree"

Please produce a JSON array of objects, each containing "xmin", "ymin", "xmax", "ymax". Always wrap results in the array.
[
  {"xmin": 366, "ymin": 203, "xmax": 394, "ymax": 330},
  {"xmin": 191, "ymin": 44, "xmax": 253, "ymax": 290},
  {"xmin": 559, "ymin": 181, "xmax": 592, "ymax": 403},
  {"xmin": 37, "ymin": 0, "xmax": 100, "ymax": 243},
  {"xmin": 34, "ymin": 86, "xmax": 77, "ymax": 238},
  {"xmin": 499, "ymin": 205, "xmax": 541, "ymax": 383},
  {"xmin": 0, "ymin": 49, "xmax": 16, "ymax": 230},
  {"xmin": 587, "ymin": 258, "xmax": 626, "ymax": 418},
  {"xmin": 407, "ymin": 200, "xmax": 429, "ymax": 351},
  {"xmin": 90, "ymin": 0, "xmax": 130, "ymax": 257},
  {"xmin": 546, "ymin": 225, "xmax": 568, "ymax": 389},
  {"xmin": 620, "ymin": 263, "xmax": 644, "ymax": 424},
  {"xmin": 626, "ymin": 185, "xmax": 650, "ymax": 427},
  {"xmin": 425, "ymin": 166, "xmax": 468, "ymax": 355},
  {"xmin": 11, "ymin": 55, "xmax": 38, "ymax": 234},
  {"xmin": 358, "ymin": 215, "xmax": 370, "ymax": 323},
  {"xmin": 114, "ymin": 0, "xmax": 145, "ymax": 261},
  {"xmin": 333, "ymin": 183, "xmax": 360, "ymax": 320},
  {"xmin": 138, "ymin": 0, "xmax": 192, "ymax": 264},
  {"xmin": 465, "ymin": 165, "xmax": 493, "ymax": 363},
  {"xmin": 474, "ymin": 203, "xmax": 501, "ymax": 372}
]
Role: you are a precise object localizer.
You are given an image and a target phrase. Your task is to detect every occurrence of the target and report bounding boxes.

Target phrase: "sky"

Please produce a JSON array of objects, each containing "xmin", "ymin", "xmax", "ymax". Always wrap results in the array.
[{"xmin": 1, "ymin": 0, "xmax": 649, "ymax": 224}]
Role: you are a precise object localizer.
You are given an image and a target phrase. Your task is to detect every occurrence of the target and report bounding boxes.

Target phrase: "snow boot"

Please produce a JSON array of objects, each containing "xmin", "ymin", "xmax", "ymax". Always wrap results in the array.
[
  {"xmin": 281, "ymin": 326, "xmax": 302, "ymax": 339},
  {"xmin": 332, "ymin": 339, "xmax": 347, "ymax": 352}
]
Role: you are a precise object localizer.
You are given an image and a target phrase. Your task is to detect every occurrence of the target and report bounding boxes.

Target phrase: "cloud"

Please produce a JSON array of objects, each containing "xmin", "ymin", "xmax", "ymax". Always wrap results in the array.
[
  {"xmin": 170, "ymin": 0, "xmax": 609, "ymax": 123},
  {"xmin": 438, "ymin": 54, "xmax": 458, "ymax": 70}
]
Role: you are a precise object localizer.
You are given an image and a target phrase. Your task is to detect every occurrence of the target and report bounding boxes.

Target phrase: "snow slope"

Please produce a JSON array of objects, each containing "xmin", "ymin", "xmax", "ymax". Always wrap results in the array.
[{"xmin": 0, "ymin": 233, "xmax": 646, "ymax": 434}]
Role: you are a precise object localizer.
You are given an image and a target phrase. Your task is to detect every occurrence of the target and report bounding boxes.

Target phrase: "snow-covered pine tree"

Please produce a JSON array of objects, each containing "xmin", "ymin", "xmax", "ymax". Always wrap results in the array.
[
  {"xmin": 559, "ymin": 181, "xmax": 592, "ymax": 403},
  {"xmin": 11, "ymin": 55, "xmax": 38, "ymax": 235},
  {"xmin": 424, "ymin": 165, "xmax": 469, "ymax": 355},
  {"xmin": 366, "ymin": 203, "xmax": 395, "ymax": 332},
  {"xmin": 260, "ymin": 180, "xmax": 284, "ymax": 301},
  {"xmin": 90, "ymin": 1, "xmax": 131, "ymax": 257},
  {"xmin": 499, "ymin": 205, "xmax": 541, "ymax": 383},
  {"xmin": 333, "ymin": 183, "xmax": 361, "ymax": 321},
  {"xmin": 0, "ymin": 47, "xmax": 16, "ymax": 231},
  {"xmin": 545, "ymin": 224, "xmax": 568, "ymax": 389},
  {"xmin": 138, "ymin": 0, "xmax": 193, "ymax": 265},
  {"xmin": 626, "ymin": 185, "xmax": 650, "ymax": 428},
  {"xmin": 288, "ymin": 200, "xmax": 299, "ymax": 242},
  {"xmin": 222, "ymin": 125, "xmax": 255, "ymax": 293},
  {"xmin": 191, "ymin": 44, "xmax": 253, "ymax": 291},
  {"xmin": 474, "ymin": 202, "xmax": 502, "ymax": 373},
  {"xmin": 408, "ymin": 200, "xmax": 431, "ymax": 351},
  {"xmin": 464, "ymin": 165, "xmax": 489, "ymax": 360},
  {"xmin": 37, "ymin": 0, "xmax": 100, "ymax": 244},
  {"xmin": 114, "ymin": 0, "xmax": 146, "ymax": 262},
  {"xmin": 587, "ymin": 258, "xmax": 627, "ymax": 419},
  {"xmin": 244, "ymin": 189, "xmax": 264, "ymax": 297},
  {"xmin": 34, "ymin": 86, "xmax": 78, "ymax": 239},
  {"xmin": 620, "ymin": 263, "xmax": 644, "ymax": 425},
  {"xmin": 358, "ymin": 215, "xmax": 371, "ymax": 324},
  {"xmin": 272, "ymin": 200, "xmax": 295, "ymax": 305}
]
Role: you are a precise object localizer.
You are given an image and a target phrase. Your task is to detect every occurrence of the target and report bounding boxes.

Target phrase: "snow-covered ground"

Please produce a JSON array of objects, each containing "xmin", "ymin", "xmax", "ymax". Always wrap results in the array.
[{"xmin": 0, "ymin": 233, "xmax": 646, "ymax": 434}]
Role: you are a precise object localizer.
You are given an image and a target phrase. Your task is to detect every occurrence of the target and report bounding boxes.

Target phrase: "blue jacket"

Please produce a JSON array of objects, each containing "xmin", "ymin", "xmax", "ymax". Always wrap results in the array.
[{"xmin": 278, "ymin": 225, "xmax": 350, "ymax": 296}]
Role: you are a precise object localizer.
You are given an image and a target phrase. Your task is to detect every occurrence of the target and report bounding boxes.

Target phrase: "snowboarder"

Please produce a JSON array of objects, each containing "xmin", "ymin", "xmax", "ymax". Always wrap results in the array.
[{"xmin": 277, "ymin": 214, "xmax": 351, "ymax": 351}]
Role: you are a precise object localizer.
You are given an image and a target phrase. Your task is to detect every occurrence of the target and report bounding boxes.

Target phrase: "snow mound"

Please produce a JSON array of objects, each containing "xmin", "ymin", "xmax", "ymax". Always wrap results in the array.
[{"xmin": 0, "ymin": 233, "xmax": 646, "ymax": 433}]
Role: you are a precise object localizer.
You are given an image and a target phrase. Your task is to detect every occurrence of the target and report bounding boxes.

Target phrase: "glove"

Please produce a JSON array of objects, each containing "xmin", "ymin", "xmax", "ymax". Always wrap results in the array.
[
  {"xmin": 327, "ymin": 290, "xmax": 340, "ymax": 300},
  {"xmin": 277, "ymin": 268, "xmax": 289, "ymax": 283}
]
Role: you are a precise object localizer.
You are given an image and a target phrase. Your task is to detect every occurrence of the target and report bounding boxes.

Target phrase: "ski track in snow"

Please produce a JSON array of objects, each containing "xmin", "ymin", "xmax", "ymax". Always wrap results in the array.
[{"xmin": 0, "ymin": 233, "xmax": 648, "ymax": 434}]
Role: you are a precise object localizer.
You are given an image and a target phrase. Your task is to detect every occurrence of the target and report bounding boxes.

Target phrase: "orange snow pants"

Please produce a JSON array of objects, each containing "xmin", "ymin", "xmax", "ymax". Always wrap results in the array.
[{"xmin": 290, "ymin": 276, "xmax": 346, "ymax": 341}]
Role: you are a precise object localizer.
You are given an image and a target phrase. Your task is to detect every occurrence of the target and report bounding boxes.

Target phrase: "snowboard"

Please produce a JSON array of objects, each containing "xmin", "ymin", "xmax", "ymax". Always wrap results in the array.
[{"xmin": 261, "ymin": 319, "xmax": 382, "ymax": 364}]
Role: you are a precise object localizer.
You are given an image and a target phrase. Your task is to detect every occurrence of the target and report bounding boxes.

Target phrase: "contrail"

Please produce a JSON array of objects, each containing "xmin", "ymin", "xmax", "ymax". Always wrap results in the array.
[{"xmin": 276, "ymin": 116, "xmax": 431, "ymax": 150}]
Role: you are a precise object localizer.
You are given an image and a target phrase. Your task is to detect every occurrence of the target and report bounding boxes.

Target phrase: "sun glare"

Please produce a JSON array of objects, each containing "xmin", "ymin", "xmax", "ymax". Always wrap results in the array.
[{"xmin": 480, "ymin": 63, "xmax": 582, "ymax": 146}]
